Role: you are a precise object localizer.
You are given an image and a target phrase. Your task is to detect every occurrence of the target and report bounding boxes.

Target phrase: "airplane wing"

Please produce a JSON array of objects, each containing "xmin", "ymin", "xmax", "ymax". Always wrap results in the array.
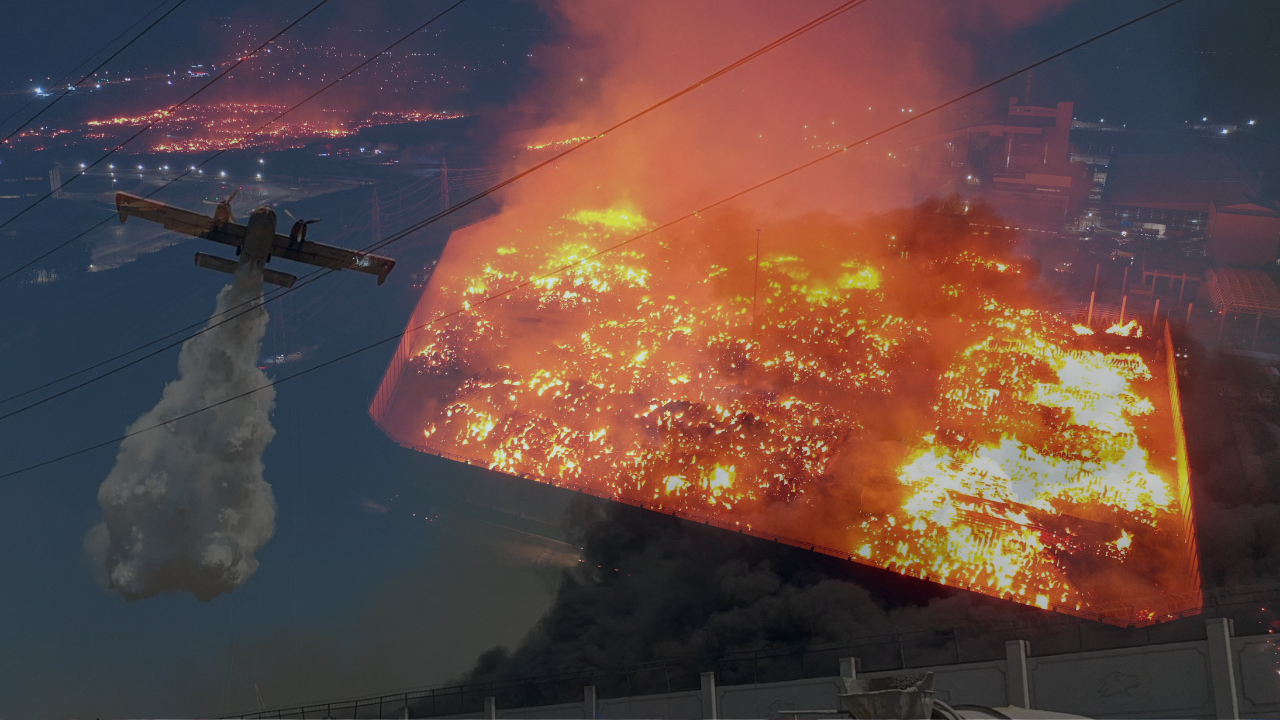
[
  {"xmin": 115, "ymin": 192, "xmax": 246, "ymax": 248},
  {"xmin": 116, "ymin": 191, "xmax": 395, "ymax": 284},
  {"xmin": 269, "ymin": 234, "xmax": 396, "ymax": 285}
]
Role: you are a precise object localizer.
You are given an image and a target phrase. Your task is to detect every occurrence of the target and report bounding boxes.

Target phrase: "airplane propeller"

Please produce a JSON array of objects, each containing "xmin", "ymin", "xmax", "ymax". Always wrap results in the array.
[
  {"xmin": 203, "ymin": 191, "xmax": 241, "ymax": 207},
  {"xmin": 283, "ymin": 207, "xmax": 322, "ymax": 247},
  {"xmin": 213, "ymin": 189, "xmax": 239, "ymax": 224},
  {"xmin": 283, "ymin": 208, "xmax": 322, "ymax": 225}
]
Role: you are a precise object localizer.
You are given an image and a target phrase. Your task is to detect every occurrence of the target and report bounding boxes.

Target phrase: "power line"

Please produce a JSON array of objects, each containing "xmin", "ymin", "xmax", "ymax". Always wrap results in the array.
[
  {"xmin": 0, "ymin": 0, "xmax": 337, "ymax": 248},
  {"xmin": 0, "ymin": 0, "xmax": 1193, "ymax": 482},
  {"xmin": 0, "ymin": 0, "xmax": 193, "ymax": 144},
  {"xmin": 0, "ymin": 0, "xmax": 872, "ymax": 419},
  {"xmin": 0, "ymin": 0, "xmax": 471, "ymax": 286},
  {"xmin": 0, "ymin": 0, "xmax": 475, "ymax": 417},
  {"xmin": 0, "ymin": 0, "xmax": 181, "ymax": 134}
]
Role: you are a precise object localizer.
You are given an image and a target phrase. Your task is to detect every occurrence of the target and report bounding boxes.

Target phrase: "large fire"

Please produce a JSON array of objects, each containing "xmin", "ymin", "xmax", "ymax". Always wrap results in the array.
[{"xmin": 372, "ymin": 200, "xmax": 1201, "ymax": 625}]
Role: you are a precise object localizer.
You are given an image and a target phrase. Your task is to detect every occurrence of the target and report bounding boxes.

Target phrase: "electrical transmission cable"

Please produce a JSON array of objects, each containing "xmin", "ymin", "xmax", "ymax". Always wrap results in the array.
[
  {"xmin": 0, "ymin": 0, "xmax": 181, "ymax": 134},
  {"xmin": 0, "ymin": 0, "xmax": 336, "ymax": 243},
  {"xmin": 0, "ymin": 0, "xmax": 472, "ymax": 286},
  {"xmin": 0, "ymin": 0, "xmax": 872, "ymax": 418},
  {"xmin": 0, "ymin": 0, "xmax": 476, "ymax": 417},
  {"xmin": 0, "ymin": 0, "xmax": 1193, "ymax": 481},
  {"xmin": 0, "ymin": 0, "xmax": 860, "ymax": 285}
]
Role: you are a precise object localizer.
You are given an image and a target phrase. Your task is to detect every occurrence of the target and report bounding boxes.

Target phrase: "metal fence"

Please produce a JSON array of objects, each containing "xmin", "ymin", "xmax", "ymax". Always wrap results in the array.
[{"xmin": 219, "ymin": 581, "xmax": 1280, "ymax": 719}]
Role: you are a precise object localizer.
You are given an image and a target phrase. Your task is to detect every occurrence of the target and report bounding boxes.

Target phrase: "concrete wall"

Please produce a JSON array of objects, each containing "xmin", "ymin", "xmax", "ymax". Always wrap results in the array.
[
  {"xmin": 598, "ymin": 689, "xmax": 705, "ymax": 720},
  {"xmin": 1233, "ymin": 633, "xmax": 1280, "ymax": 716},
  {"xmin": 717, "ymin": 677, "xmax": 844, "ymax": 719},
  {"xmin": 466, "ymin": 619, "xmax": 1280, "ymax": 719},
  {"xmin": 1027, "ymin": 640, "xmax": 1214, "ymax": 718}
]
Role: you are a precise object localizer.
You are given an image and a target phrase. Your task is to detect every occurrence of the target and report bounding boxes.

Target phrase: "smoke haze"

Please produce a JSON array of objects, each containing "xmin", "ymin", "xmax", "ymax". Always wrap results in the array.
[
  {"xmin": 86, "ymin": 267, "xmax": 277, "ymax": 601},
  {"xmin": 426, "ymin": 0, "xmax": 1212, "ymax": 684},
  {"xmin": 465, "ymin": 494, "xmax": 1020, "ymax": 687},
  {"xmin": 495, "ymin": 0, "xmax": 1071, "ymax": 223}
]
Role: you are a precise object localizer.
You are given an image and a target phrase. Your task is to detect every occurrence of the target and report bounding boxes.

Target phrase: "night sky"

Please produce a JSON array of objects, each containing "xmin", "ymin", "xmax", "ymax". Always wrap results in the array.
[{"xmin": 0, "ymin": 1, "xmax": 1276, "ymax": 717}]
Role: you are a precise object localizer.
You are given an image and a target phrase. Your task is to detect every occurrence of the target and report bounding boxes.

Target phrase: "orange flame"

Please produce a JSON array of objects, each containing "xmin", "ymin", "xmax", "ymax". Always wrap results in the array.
[
  {"xmin": 374, "ymin": 202, "xmax": 1200, "ymax": 624},
  {"xmin": 1106, "ymin": 319, "xmax": 1143, "ymax": 338}
]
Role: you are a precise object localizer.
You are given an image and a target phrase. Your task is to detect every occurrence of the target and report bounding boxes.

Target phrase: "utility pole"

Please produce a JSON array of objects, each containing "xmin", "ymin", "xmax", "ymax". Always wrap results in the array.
[
  {"xmin": 752, "ymin": 229, "xmax": 762, "ymax": 336},
  {"xmin": 440, "ymin": 157, "xmax": 450, "ymax": 212}
]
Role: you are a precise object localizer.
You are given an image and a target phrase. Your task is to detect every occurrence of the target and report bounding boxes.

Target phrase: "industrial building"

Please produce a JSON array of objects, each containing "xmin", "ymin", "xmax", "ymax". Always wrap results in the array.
[
  {"xmin": 1209, "ymin": 199, "xmax": 1280, "ymax": 267},
  {"xmin": 1104, "ymin": 153, "xmax": 1264, "ymax": 239},
  {"xmin": 924, "ymin": 97, "xmax": 1084, "ymax": 227}
]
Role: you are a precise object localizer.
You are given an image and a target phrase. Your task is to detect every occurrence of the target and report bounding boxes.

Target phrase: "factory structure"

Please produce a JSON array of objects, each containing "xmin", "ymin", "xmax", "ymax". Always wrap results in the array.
[
  {"xmin": 908, "ymin": 93, "xmax": 1280, "ymax": 353},
  {"xmin": 930, "ymin": 96, "xmax": 1280, "ymax": 269}
]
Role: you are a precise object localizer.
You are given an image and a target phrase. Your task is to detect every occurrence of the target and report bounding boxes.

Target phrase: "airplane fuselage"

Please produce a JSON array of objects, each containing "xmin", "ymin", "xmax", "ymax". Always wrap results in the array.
[{"xmin": 239, "ymin": 207, "xmax": 278, "ymax": 267}]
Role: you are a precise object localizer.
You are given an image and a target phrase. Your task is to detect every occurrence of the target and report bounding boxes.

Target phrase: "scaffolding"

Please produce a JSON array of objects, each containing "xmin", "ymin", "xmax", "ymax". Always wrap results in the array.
[{"xmin": 1204, "ymin": 267, "xmax": 1280, "ymax": 345}]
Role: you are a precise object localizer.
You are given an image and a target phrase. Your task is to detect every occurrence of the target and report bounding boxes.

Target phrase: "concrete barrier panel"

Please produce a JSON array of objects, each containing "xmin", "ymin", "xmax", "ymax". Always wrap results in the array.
[
  {"xmin": 717, "ymin": 677, "xmax": 842, "ymax": 718},
  {"xmin": 1233, "ymin": 636, "xmax": 1280, "ymax": 714},
  {"xmin": 931, "ymin": 662, "xmax": 1008, "ymax": 708},
  {"xmin": 600, "ymin": 690, "xmax": 704, "ymax": 720},
  {"xmin": 500, "ymin": 701, "xmax": 586, "ymax": 719},
  {"xmin": 1029, "ymin": 642, "xmax": 1213, "ymax": 718}
]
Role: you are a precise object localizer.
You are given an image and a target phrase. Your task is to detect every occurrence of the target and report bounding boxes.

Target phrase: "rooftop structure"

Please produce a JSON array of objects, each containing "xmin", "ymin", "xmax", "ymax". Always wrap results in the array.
[
  {"xmin": 1209, "ymin": 200, "xmax": 1280, "ymax": 266},
  {"xmin": 1108, "ymin": 154, "xmax": 1256, "ymax": 213}
]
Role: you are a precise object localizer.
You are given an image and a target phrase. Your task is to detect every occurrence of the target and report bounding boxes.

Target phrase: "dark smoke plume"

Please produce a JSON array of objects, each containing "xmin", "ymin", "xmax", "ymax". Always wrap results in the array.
[
  {"xmin": 86, "ymin": 267, "xmax": 277, "ymax": 601},
  {"xmin": 464, "ymin": 494, "xmax": 1015, "ymax": 685}
]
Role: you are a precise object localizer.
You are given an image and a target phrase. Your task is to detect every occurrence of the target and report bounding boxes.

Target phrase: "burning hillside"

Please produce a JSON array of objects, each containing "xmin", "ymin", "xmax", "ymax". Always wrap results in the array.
[
  {"xmin": 371, "ymin": 200, "xmax": 1201, "ymax": 625},
  {"xmin": 2, "ymin": 103, "xmax": 462, "ymax": 154}
]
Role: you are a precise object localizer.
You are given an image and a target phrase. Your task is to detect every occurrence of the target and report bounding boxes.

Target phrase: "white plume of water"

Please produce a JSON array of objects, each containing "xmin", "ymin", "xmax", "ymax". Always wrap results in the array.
[{"xmin": 86, "ymin": 266, "xmax": 277, "ymax": 601}]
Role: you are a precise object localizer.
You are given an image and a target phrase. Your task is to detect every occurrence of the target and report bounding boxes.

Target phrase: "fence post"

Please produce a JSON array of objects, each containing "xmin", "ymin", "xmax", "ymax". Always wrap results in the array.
[
  {"xmin": 584, "ymin": 685, "xmax": 598, "ymax": 719},
  {"xmin": 484, "ymin": 695, "xmax": 497, "ymax": 720},
  {"xmin": 1206, "ymin": 618, "xmax": 1240, "ymax": 719},
  {"xmin": 1005, "ymin": 639, "xmax": 1032, "ymax": 708},
  {"xmin": 700, "ymin": 672, "xmax": 718, "ymax": 720}
]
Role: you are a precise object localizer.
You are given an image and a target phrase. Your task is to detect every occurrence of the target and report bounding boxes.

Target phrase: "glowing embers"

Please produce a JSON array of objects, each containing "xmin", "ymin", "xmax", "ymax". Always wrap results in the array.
[
  {"xmin": 374, "ymin": 203, "xmax": 1201, "ymax": 625},
  {"xmin": 49, "ymin": 105, "xmax": 464, "ymax": 153},
  {"xmin": 526, "ymin": 135, "xmax": 601, "ymax": 151}
]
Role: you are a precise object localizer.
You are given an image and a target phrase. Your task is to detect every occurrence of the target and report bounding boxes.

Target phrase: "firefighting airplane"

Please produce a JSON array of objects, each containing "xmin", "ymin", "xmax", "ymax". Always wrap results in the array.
[{"xmin": 114, "ymin": 191, "xmax": 396, "ymax": 287}]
